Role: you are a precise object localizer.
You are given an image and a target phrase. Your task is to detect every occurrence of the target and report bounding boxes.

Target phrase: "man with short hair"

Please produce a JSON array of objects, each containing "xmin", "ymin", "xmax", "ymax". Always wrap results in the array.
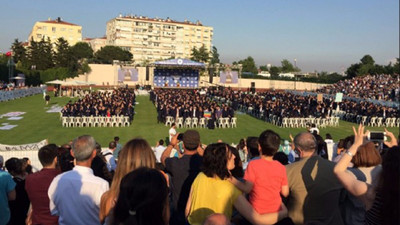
[
  {"xmin": 48, "ymin": 135, "xmax": 109, "ymax": 225},
  {"xmin": 25, "ymin": 144, "xmax": 60, "ymax": 225},
  {"xmin": 286, "ymin": 132, "xmax": 344, "ymax": 225},
  {"xmin": 102, "ymin": 141, "xmax": 117, "ymax": 172},
  {"xmin": 0, "ymin": 154, "xmax": 16, "ymax": 225},
  {"xmin": 161, "ymin": 130, "xmax": 203, "ymax": 225},
  {"xmin": 153, "ymin": 139, "xmax": 166, "ymax": 163}
]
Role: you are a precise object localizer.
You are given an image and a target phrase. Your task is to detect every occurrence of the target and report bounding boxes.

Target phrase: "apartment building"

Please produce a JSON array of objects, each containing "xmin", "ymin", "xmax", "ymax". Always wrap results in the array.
[
  {"xmin": 106, "ymin": 15, "xmax": 213, "ymax": 63},
  {"xmin": 28, "ymin": 17, "xmax": 82, "ymax": 47}
]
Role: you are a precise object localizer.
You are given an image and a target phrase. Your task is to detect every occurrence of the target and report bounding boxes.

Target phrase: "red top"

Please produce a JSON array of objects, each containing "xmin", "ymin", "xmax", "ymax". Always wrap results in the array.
[
  {"xmin": 244, "ymin": 159, "xmax": 288, "ymax": 213},
  {"xmin": 25, "ymin": 168, "xmax": 60, "ymax": 225}
]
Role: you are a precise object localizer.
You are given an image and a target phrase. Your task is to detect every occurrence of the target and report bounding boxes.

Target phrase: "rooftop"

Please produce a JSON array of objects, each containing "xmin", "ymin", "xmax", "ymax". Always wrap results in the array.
[
  {"xmin": 115, "ymin": 14, "xmax": 210, "ymax": 27},
  {"xmin": 39, "ymin": 17, "xmax": 80, "ymax": 26}
]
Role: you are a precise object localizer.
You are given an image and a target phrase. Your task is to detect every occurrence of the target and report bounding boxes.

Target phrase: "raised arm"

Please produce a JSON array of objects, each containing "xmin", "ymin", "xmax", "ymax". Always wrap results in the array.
[
  {"xmin": 334, "ymin": 125, "xmax": 369, "ymax": 198},
  {"xmin": 161, "ymin": 133, "xmax": 179, "ymax": 166}
]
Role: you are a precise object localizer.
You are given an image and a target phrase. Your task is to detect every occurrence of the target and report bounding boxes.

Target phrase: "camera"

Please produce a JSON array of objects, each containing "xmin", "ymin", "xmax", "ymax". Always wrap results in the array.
[{"xmin": 367, "ymin": 132, "xmax": 386, "ymax": 142}]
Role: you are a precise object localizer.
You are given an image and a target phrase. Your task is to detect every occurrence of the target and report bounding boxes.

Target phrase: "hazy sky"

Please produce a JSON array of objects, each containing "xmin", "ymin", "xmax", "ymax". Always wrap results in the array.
[{"xmin": 0, "ymin": 0, "xmax": 398, "ymax": 72}]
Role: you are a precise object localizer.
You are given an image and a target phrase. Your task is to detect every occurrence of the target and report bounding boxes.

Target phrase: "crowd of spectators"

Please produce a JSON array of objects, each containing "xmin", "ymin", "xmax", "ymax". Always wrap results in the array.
[
  {"xmin": 1, "ymin": 126, "xmax": 398, "ymax": 225},
  {"xmin": 317, "ymin": 74, "xmax": 400, "ymax": 102},
  {"xmin": 151, "ymin": 89, "xmax": 235, "ymax": 124},
  {"xmin": 61, "ymin": 88, "xmax": 136, "ymax": 120}
]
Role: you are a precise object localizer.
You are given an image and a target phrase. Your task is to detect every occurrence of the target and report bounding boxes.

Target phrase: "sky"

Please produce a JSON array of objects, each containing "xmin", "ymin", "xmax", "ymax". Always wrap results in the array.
[{"xmin": 0, "ymin": 0, "xmax": 398, "ymax": 72}]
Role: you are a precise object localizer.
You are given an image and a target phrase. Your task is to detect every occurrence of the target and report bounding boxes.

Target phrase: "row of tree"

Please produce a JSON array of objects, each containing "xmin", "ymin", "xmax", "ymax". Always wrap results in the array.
[
  {"xmin": 7, "ymin": 38, "xmax": 133, "ymax": 84},
  {"xmin": 346, "ymin": 55, "xmax": 399, "ymax": 78}
]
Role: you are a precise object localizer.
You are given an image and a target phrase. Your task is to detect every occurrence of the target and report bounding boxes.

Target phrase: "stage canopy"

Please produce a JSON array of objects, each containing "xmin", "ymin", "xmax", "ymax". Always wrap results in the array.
[{"xmin": 152, "ymin": 58, "xmax": 205, "ymax": 68}]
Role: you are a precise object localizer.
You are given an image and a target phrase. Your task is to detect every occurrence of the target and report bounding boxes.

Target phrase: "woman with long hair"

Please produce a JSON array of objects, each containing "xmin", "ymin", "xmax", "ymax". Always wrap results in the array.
[
  {"xmin": 185, "ymin": 143, "xmax": 287, "ymax": 225},
  {"xmin": 99, "ymin": 138, "xmax": 156, "ymax": 224},
  {"xmin": 111, "ymin": 167, "xmax": 169, "ymax": 225}
]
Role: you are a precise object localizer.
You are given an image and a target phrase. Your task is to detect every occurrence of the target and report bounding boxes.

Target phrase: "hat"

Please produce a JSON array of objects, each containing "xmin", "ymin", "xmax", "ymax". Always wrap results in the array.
[{"xmin": 183, "ymin": 130, "xmax": 200, "ymax": 150}]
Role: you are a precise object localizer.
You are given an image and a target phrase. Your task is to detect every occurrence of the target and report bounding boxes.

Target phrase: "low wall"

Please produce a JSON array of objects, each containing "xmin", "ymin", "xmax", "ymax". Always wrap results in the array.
[{"xmin": 72, "ymin": 64, "xmax": 328, "ymax": 91}]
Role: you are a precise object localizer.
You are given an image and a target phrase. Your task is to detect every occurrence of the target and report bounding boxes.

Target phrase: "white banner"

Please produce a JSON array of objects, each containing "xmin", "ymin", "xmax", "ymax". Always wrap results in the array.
[{"xmin": 0, "ymin": 139, "xmax": 48, "ymax": 151}]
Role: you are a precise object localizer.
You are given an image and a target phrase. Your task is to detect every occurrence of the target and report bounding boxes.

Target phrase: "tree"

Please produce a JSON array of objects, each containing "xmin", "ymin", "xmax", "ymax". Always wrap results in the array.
[
  {"xmin": 71, "ymin": 42, "xmax": 93, "ymax": 60},
  {"xmin": 346, "ymin": 63, "xmax": 361, "ymax": 78},
  {"xmin": 210, "ymin": 46, "xmax": 220, "ymax": 64},
  {"xmin": 259, "ymin": 65, "xmax": 268, "ymax": 71},
  {"xmin": 27, "ymin": 37, "xmax": 54, "ymax": 70},
  {"xmin": 94, "ymin": 46, "xmax": 133, "ymax": 64},
  {"xmin": 11, "ymin": 39, "xmax": 27, "ymax": 65},
  {"xmin": 360, "ymin": 55, "xmax": 375, "ymax": 65},
  {"xmin": 190, "ymin": 45, "xmax": 210, "ymax": 63},
  {"xmin": 280, "ymin": 59, "xmax": 300, "ymax": 73},
  {"xmin": 54, "ymin": 38, "xmax": 73, "ymax": 68},
  {"xmin": 269, "ymin": 66, "xmax": 281, "ymax": 77},
  {"xmin": 238, "ymin": 56, "xmax": 258, "ymax": 75}
]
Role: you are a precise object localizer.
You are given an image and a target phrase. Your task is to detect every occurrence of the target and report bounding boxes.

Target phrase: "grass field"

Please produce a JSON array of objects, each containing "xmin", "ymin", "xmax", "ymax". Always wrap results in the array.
[{"xmin": 0, "ymin": 94, "xmax": 398, "ymax": 147}]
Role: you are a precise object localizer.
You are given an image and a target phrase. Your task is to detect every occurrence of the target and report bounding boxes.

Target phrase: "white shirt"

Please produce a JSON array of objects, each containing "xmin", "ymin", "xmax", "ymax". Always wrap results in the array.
[
  {"xmin": 325, "ymin": 139, "xmax": 335, "ymax": 161},
  {"xmin": 169, "ymin": 127, "xmax": 176, "ymax": 141},
  {"xmin": 102, "ymin": 149, "xmax": 117, "ymax": 171},
  {"xmin": 48, "ymin": 165, "xmax": 109, "ymax": 225},
  {"xmin": 153, "ymin": 145, "xmax": 167, "ymax": 163}
]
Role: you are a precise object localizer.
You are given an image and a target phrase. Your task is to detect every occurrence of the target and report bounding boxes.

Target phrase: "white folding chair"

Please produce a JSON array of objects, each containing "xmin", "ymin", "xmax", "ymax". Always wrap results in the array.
[
  {"xmin": 199, "ymin": 118, "xmax": 207, "ymax": 128},
  {"xmin": 123, "ymin": 117, "xmax": 130, "ymax": 127},
  {"xmin": 231, "ymin": 117, "xmax": 237, "ymax": 128},
  {"xmin": 369, "ymin": 117, "xmax": 377, "ymax": 127},
  {"xmin": 282, "ymin": 118, "xmax": 288, "ymax": 128},
  {"xmin": 191, "ymin": 117, "xmax": 199, "ymax": 128},
  {"xmin": 176, "ymin": 117, "xmax": 184, "ymax": 128},
  {"xmin": 184, "ymin": 118, "xmax": 192, "ymax": 128},
  {"xmin": 223, "ymin": 118, "xmax": 230, "ymax": 128},
  {"xmin": 165, "ymin": 116, "xmax": 174, "ymax": 127},
  {"xmin": 218, "ymin": 118, "xmax": 224, "ymax": 128}
]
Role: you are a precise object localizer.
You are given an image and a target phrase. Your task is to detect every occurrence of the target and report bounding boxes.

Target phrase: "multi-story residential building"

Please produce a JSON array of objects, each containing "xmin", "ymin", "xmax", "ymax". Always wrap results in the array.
[
  {"xmin": 83, "ymin": 37, "xmax": 107, "ymax": 52},
  {"xmin": 28, "ymin": 17, "xmax": 82, "ymax": 47},
  {"xmin": 106, "ymin": 15, "xmax": 213, "ymax": 63}
]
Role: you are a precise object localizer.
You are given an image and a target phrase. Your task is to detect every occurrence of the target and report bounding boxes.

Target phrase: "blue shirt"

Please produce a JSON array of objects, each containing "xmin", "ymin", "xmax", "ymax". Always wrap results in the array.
[{"xmin": 0, "ymin": 170, "xmax": 16, "ymax": 225}]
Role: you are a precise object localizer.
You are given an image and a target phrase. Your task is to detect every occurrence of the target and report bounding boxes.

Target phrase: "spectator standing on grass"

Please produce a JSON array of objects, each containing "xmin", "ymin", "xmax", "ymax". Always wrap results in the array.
[
  {"xmin": 0, "ymin": 155, "xmax": 16, "ymax": 225},
  {"xmin": 25, "ymin": 144, "xmax": 60, "ymax": 225},
  {"xmin": 102, "ymin": 141, "xmax": 117, "ymax": 172},
  {"xmin": 161, "ymin": 130, "xmax": 203, "ymax": 225},
  {"xmin": 154, "ymin": 139, "xmax": 166, "ymax": 163},
  {"xmin": 286, "ymin": 132, "xmax": 344, "ymax": 225},
  {"xmin": 5, "ymin": 158, "xmax": 30, "ymax": 225},
  {"xmin": 169, "ymin": 123, "xmax": 177, "ymax": 142},
  {"xmin": 48, "ymin": 135, "xmax": 109, "ymax": 225},
  {"xmin": 113, "ymin": 136, "xmax": 123, "ymax": 160}
]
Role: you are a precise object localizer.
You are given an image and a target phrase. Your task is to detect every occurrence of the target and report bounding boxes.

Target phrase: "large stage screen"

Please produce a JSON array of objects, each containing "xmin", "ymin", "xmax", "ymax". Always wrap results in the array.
[{"xmin": 154, "ymin": 68, "xmax": 199, "ymax": 88}]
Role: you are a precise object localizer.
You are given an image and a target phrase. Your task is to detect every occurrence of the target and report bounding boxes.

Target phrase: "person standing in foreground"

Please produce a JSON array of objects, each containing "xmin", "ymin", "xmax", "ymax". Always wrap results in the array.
[
  {"xmin": 0, "ymin": 155, "xmax": 16, "ymax": 225},
  {"xmin": 25, "ymin": 144, "xmax": 60, "ymax": 225},
  {"xmin": 285, "ymin": 132, "xmax": 344, "ymax": 225},
  {"xmin": 48, "ymin": 135, "xmax": 109, "ymax": 225},
  {"xmin": 161, "ymin": 130, "xmax": 203, "ymax": 225}
]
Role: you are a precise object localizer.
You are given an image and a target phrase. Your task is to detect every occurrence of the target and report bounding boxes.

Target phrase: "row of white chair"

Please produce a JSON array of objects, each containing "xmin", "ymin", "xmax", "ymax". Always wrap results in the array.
[
  {"xmin": 165, "ymin": 116, "xmax": 237, "ymax": 128},
  {"xmin": 366, "ymin": 117, "xmax": 399, "ymax": 127},
  {"xmin": 61, "ymin": 116, "xmax": 131, "ymax": 127},
  {"xmin": 281, "ymin": 117, "xmax": 339, "ymax": 128}
]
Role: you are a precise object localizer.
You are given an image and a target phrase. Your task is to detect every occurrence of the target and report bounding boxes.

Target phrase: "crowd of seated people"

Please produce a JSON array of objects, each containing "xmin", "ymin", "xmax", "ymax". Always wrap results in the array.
[
  {"xmin": 207, "ymin": 87, "xmax": 399, "ymax": 126},
  {"xmin": 150, "ymin": 89, "xmax": 235, "ymax": 125},
  {"xmin": 317, "ymin": 74, "xmax": 400, "ymax": 102},
  {"xmin": 61, "ymin": 88, "xmax": 136, "ymax": 121},
  {"xmin": 1, "ymin": 126, "xmax": 398, "ymax": 225}
]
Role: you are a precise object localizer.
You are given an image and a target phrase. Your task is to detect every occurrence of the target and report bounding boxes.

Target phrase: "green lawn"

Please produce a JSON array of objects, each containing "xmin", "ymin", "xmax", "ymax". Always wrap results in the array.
[{"xmin": 0, "ymin": 94, "xmax": 398, "ymax": 147}]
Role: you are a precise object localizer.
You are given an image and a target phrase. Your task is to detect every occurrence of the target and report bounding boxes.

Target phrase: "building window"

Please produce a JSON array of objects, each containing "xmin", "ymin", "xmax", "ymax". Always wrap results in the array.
[
  {"xmin": 61, "ymin": 28, "xmax": 66, "ymax": 31},
  {"xmin": 52, "ymin": 27, "xmax": 56, "ymax": 32},
  {"xmin": 78, "ymin": 29, "xmax": 81, "ymax": 33},
  {"xmin": 36, "ymin": 34, "xmax": 42, "ymax": 38},
  {"xmin": 43, "ymin": 26, "xmax": 47, "ymax": 31}
]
